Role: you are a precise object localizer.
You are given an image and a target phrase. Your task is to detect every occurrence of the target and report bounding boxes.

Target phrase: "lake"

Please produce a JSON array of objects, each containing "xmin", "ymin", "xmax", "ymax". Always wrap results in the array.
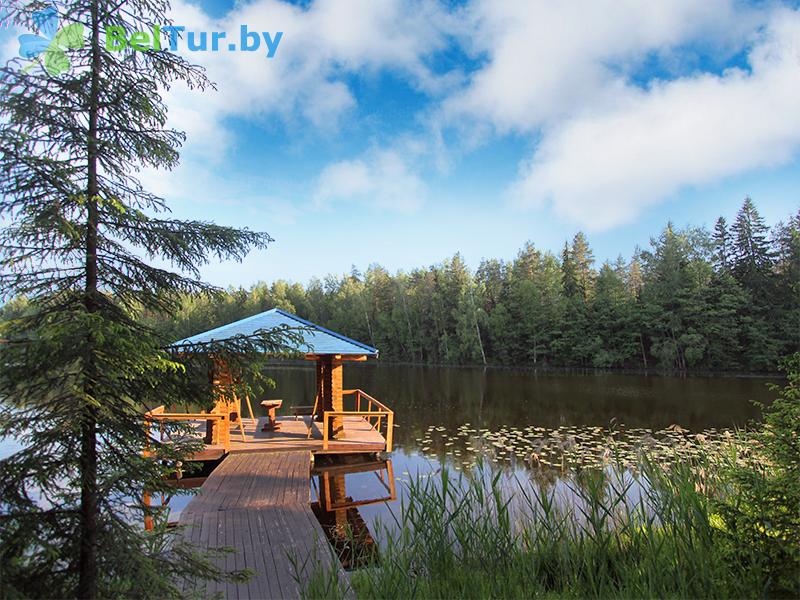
[
  {"xmin": 5, "ymin": 363, "xmax": 775, "ymax": 554},
  {"xmin": 262, "ymin": 363, "xmax": 779, "ymax": 555},
  {"xmin": 268, "ymin": 362, "xmax": 774, "ymax": 436},
  {"xmin": 268, "ymin": 363, "xmax": 779, "ymax": 552}
]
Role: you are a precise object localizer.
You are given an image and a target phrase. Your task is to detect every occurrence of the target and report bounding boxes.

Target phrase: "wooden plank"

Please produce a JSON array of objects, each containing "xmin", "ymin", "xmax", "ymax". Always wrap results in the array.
[
  {"xmin": 223, "ymin": 509, "xmax": 238, "ymax": 600},
  {"xmin": 265, "ymin": 508, "xmax": 300, "ymax": 598},
  {"xmin": 179, "ymin": 450, "xmax": 346, "ymax": 599},
  {"xmin": 242, "ymin": 509, "xmax": 271, "ymax": 600},
  {"xmin": 253, "ymin": 508, "xmax": 284, "ymax": 600},
  {"xmin": 207, "ymin": 511, "xmax": 223, "ymax": 599}
]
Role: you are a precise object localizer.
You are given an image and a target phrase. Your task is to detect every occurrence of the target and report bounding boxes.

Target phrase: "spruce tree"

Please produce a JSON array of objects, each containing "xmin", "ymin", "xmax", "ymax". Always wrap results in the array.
[
  {"xmin": 561, "ymin": 241, "xmax": 579, "ymax": 299},
  {"xmin": 0, "ymin": 0, "xmax": 283, "ymax": 596},
  {"xmin": 712, "ymin": 216, "xmax": 731, "ymax": 272},
  {"xmin": 729, "ymin": 198, "xmax": 780, "ymax": 368},
  {"xmin": 731, "ymin": 197, "xmax": 775, "ymax": 293},
  {"xmin": 570, "ymin": 231, "xmax": 595, "ymax": 302},
  {"xmin": 771, "ymin": 211, "xmax": 800, "ymax": 358}
]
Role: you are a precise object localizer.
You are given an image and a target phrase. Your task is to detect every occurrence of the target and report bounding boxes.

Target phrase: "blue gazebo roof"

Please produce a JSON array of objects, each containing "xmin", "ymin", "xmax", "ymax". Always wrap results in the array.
[{"xmin": 172, "ymin": 308, "xmax": 378, "ymax": 356}]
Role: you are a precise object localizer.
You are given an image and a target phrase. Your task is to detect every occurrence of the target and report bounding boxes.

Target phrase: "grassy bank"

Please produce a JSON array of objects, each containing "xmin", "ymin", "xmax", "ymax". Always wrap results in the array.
[{"xmin": 302, "ymin": 355, "xmax": 800, "ymax": 599}]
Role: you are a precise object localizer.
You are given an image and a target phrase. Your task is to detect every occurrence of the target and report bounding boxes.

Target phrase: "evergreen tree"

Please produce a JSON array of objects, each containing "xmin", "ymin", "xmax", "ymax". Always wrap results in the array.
[
  {"xmin": 640, "ymin": 224, "xmax": 709, "ymax": 369},
  {"xmin": 700, "ymin": 271, "xmax": 747, "ymax": 369},
  {"xmin": 561, "ymin": 241, "xmax": 579, "ymax": 299},
  {"xmin": 712, "ymin": 216, "xmax": 731, "ymax": 272},
  {"xmin": 0, "ymin": 0, "xmax": 278, "ymax": 596},
  {"xmin": 571, "ymin": 231, "xmax": 596, "ymax": 302},
  {"xmin": 100, "ymin": 206, "xmax": 800, "ymax": 374},
  {"xmin": 771, "ymin": 211, "xmax": 800, "ymax": 358},
  {"xmin": 590, "ymin": 262, "xmax": 638, "ymax": 367},
  {"xmin": 731, "ymin": 197, "xmax": 775, "ymax": 293},
  {"xmin": 554, "ymin": 233, "xmax": 596, "ymax": 365}
]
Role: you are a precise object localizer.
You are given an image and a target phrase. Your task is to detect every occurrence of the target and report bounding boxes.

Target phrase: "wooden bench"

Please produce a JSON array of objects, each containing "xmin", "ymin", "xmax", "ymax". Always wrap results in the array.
[{"xmin": 291, "ymin": 405, "xmax": 315, "ymax": 420}]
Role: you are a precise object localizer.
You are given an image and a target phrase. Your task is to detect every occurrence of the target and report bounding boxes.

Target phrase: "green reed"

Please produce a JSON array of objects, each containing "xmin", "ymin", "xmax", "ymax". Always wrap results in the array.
[
  {"xmin": 301, "ymin": 453, "xmax": 777, "ymax": 599},
  {"xmin": 300, "ymin": 357, "xmax": 799, "ymax": 599}
]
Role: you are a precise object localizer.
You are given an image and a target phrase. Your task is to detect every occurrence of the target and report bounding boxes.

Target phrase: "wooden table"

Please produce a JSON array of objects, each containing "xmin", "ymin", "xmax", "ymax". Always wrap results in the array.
[{"xmin": 260, "ymin": 399, "xmax": 283, "ymax": 431}]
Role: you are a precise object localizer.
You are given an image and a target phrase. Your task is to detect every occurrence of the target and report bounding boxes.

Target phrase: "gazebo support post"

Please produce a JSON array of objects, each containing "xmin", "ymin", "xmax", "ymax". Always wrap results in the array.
[
  {"xmin": 314, "ymin": 355, "xmax": 345, "ymax": 438},
  {"xmin": 208, "ymin": 357, "xmax": 234, "ymax": 447}
]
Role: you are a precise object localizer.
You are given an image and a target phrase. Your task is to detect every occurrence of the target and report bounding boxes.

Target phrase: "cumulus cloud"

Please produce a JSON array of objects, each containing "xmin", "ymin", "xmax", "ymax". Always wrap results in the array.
[
  {"xmin": 145, "ymin": 0, "xmax": 799, "ymax": 230},
  {"xmin": 509, "ymin": 9, "xmax": 800, "ymax": 230},
  {"xmin": 441, "ymin": 0, "xmax": 759, "ymax": 135},
  {"xmin": 313, "ymin": 147, "xmax": 427, "ymax": 213},
  {"xmin": 161, "ymin": 0, "xmax": 458, "ymax": 159}
]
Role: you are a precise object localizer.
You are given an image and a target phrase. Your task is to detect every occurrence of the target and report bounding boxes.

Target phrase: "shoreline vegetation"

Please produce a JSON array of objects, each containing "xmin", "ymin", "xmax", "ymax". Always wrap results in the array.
[
  {"xmin": 302, "ymin": 355, "xmax": 800, "ymax": 599},
  {"xmin": 262, "ymin": 356, "xmax": 785, "ymax": 379},
  {"xmin": 58, "ymin": 196, "xmax": 792, "ymax": 375}
]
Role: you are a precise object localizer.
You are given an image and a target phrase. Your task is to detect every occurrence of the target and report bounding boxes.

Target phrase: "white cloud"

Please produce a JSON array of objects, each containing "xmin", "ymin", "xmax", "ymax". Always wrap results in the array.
[
  {"xmin": 147, "ymin": 0, "xmax": 800, "ymax": 231},
  {"xmin": 441, "ymin": 0, "xmax": 759, "ymax": 135},
  {"xmin": 509, "ymin": 9, "xmax": 800, "ymax": 230},
  {"xmin": 161, "ymin": 0, "xmax": 458, "ymax": 160},
  {"xmin": 313, "ymin": 147, "xmax": 426, "ymax": 213}
]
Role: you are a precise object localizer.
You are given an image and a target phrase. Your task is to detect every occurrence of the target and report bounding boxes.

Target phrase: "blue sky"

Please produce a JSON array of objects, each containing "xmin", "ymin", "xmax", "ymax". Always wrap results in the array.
[{"xmin": 3, "ymin": 0, "xmax": 800, "ymax": 286}]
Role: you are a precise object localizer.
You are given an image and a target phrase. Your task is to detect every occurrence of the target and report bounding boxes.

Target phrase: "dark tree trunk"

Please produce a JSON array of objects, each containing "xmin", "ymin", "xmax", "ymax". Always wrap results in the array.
[{"xmin": 78, "ymin": 0, "xmax": 101, "ymax": 596}]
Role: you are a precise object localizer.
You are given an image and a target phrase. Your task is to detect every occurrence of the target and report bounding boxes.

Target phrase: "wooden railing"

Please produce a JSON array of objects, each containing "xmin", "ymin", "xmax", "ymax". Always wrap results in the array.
[
  {"xmin": 321, "ymin": 389, "xmax": 394, "ymax": 452},
  {"xmin": 144, "ymin": 405, "xmax": 230, "ymax": 452}
]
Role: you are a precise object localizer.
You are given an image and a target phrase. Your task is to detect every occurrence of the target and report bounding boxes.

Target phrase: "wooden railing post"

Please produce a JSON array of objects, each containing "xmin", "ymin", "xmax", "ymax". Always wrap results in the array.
[
  {"xmin": 143, "ymin": 412, "xmax": 154, "ymax": 459},
  {"xmin": 323, "ymin": 411, "xmax": 329, "ymax": 450},
  {"xmin": 143, "ymin": 490, "xmax": 153, "ymax": 531},
  {"xmin": 386, "ymin": 460, "xmax": 396, "ymax": 500},
  {"xmin": 386, "ymin": 411, "xmax": 394, "ymax": 452}
]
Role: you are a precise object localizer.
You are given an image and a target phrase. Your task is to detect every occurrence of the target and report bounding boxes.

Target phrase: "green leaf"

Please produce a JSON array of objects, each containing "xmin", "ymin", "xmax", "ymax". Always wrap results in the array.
[
  {"xmin": 53, "ymin": 22, "xmax": 84, "ymax": 49},
  {"xmin": 42, "ymin": 47, "xmax": 69, "ymax": 76}
]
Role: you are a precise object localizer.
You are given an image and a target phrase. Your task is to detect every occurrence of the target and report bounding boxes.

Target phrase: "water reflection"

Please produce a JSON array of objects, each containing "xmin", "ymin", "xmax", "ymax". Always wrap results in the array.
[
  {"xmin": 266, "ymin": 363, "xmax": 774, "ymax": 446},
  {"xmin": 144, "ymin": 459, "xmax": 221, "ymax": 527},
  {"xmin": 310, "ymin": 456, "xmax": 396, "ymax": 569},
  {"xmin": 260, "ymin": 363, "xmax": 776, "ymax": 554}
]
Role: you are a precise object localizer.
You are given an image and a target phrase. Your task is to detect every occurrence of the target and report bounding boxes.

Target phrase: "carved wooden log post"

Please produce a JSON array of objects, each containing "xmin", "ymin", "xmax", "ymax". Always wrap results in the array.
[
  {"xmin": 315, "ymin": 355, "xmax": 345, "ymax": 439},
  {"xmin": 330, "ymin": 357, "xmax": 344, "ymax": 438},
  {"xmin": 209, "ymin": 357, "xmax": 234, "ymax": 447},
  {"xmin": 331, "ymin": 473, "xmax": 348, "ymax": 532}
]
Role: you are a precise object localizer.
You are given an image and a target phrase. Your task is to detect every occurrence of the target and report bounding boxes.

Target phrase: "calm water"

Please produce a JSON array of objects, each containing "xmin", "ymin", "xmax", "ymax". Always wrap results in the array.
[
  {"xmin": 268, "ymin": 362, "xmax": 774, "ymax": 438},
  {"xmin": 3, "ymin": 364, "xmax": 778, "ymax": 549},
  {"xmin": 262, "ymin": 363, "xmax": 778, "ymax": 548}
]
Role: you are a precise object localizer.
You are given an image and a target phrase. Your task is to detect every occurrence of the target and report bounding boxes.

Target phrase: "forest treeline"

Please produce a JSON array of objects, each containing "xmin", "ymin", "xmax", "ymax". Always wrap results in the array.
[
  {"xmin": 5, "ymin": 198, "xmax": 789, "ymax": 372},
  {"xmin": 127, "ymin": 198, "xmax": 797, "ymax": 373}
]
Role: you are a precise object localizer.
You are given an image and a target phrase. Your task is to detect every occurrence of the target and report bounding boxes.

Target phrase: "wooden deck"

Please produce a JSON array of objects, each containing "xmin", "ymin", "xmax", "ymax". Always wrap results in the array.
[
  {"xmin": 189, "ymin": 415, "xmax": 387, "ymax": 461},
  {"xmin": 179, "ymin": 451, "xmax": 348, "ymax": 599}
]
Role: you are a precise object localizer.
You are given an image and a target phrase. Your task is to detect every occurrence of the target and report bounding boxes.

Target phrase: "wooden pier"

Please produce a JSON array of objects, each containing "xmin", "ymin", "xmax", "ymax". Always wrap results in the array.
[
  {"xmin": 155, "ymin": 310, "xmax": 394, "ymax": 597},
  {"xmin": 147, "ymin": 389, "xmax": 394, "ymax": 462},
  {"xmin": 179, "ymin": 450, "xmax": 348, "ymax": 599},
  {"xmin": 186, "ymin": 412, "xmax": 389, "ymax": 461}
]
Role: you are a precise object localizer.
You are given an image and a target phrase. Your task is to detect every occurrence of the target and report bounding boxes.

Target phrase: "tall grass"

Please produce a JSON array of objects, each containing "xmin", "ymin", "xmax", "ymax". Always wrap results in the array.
[
  {"xmin": 303, "ymin": 454, "xmax": 788, "ymax": 599},
  {"xmin": 303, "ymin": 357, "xmax": 800, "ymax": 599}
]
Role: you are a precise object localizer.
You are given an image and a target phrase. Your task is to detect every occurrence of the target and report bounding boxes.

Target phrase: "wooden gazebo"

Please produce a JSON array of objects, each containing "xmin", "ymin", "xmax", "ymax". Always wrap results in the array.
[{"xmin": 155, "ymin": 309, "xmax": 391, "ymax": 456}]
